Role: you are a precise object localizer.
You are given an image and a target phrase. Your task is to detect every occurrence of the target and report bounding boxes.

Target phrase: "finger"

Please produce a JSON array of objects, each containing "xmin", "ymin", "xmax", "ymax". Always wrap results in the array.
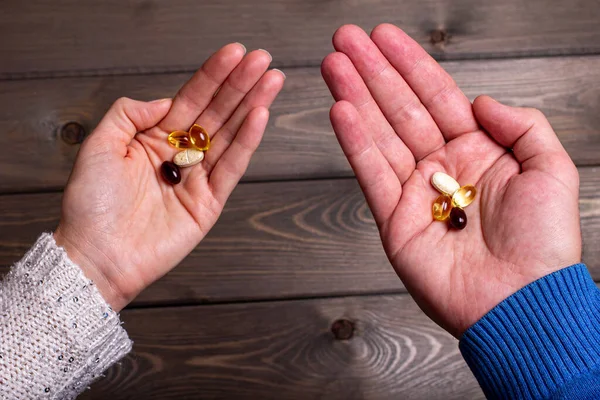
[
  {"xmin": 370, "ymin": 24, "xmax": 479, "ymax": 140},
  {"xmin": 208, "ymin": 107, "xmax": 269, "ymax": 204},
  {"xmin": 330, "ymin": 100, "xmax": 402, "ymax": 224},
  {"xmin": 321, "ymin": 52, "xmax": 415, "ymax": 183},
  {"xmin": 158, "ymin": 43, "xmax": 246, "ymax": 132},
  {"xmin": 204, "ymin": 69, "xmax": 285, "ymax": 171},
  {"xmin": 332, "ymin": 24, "xmax": 445, "ymax": 160},
  {"xmin": 93, "ymin": 97, "xmax": 172, "ymax": 155},
  {"xmin": 473, "ymin": 96, "xmax": 578, "ymax": 188},
  {"xmin": 195, "ymin": 49, "xmax": 273, "ymax": 136}
]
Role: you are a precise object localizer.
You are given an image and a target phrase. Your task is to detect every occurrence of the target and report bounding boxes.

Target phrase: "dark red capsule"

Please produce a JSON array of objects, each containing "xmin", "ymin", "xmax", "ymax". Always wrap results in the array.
[
  {"xmin": 160, "ymin": 161, "xmax": 181, "ymax": 185},
  {"xmin": 449, "ymin": 207, "xmax": 467, "ymax": 230}
]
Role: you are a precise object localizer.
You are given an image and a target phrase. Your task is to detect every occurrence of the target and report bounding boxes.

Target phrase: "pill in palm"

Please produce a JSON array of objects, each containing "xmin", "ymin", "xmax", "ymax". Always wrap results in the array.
[
  {"xmin": 160, "ymin": 161, "xmax": 181, "ymax": 185},
  {"xmin": 189, "ymin": 124, "xmax": 211, "ymax": 151},
  {"xmin": 431, "ymin": 172, "xmax": 460, "ymax": 196},
  {"xmin": 431, "ymin": 172, "xmax": 477, "ymax": 230},
  {"xmin": 449, "ymin": 207, "xmax": 467, "ymax": 230},
  {"xmin": 167, "ymin": 130, "xmax": 194, "ymax": 149},
  {"xmin": 174, "ymin": 149, "xmax": 204, "ymax": 167},
  {"xmin": 432, "ymin": 195, "xmax": 452, "ymax": 221},
  {"xmin": 452, "ymin": 185, "xmax": 477, "ymax": 208}
]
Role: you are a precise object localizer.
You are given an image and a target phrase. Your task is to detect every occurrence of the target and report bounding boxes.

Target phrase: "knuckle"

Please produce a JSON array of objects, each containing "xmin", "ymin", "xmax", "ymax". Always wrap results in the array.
[
  {"xmin": 527, "ymin": 107, "xmax": 548, "ymax": 123},
  {"xmin": 424, "ymin": 81, "xmax": 457, "ymax": 107},
  {"xmin": 114, "ymin": 96, "xmax": 132, "ymax": 106},
  {"xmin": 389, "ymin": 99, "xmax": 422, "ymax": 126},
  {"xmin": 178, "ymin": 89, "xmax": 200, "ymax": 108},
  {"xmin": 563, "ymin": 156, "xmax": 579, "ymax": 178}
]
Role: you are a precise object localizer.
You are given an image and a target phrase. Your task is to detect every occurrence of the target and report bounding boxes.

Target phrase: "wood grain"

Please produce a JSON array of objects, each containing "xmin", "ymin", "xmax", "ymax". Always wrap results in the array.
[
  {"xmin": 580, "ymin": 166, "xmax": 600, "ymax": 274},
  {"xmin": 78, "ymin": 294, "xmax": 484, "ymax": 400},
  {"xmin": 0, "ymin": 56, "xmax": 599, "ymax": 193},
  {"xmin": 2, "ymin": 0, "xmax": 600, "ymax": 78},
  {"xmin": 1, "ymin": 167, "xmax": 598, "ymax": 306}
]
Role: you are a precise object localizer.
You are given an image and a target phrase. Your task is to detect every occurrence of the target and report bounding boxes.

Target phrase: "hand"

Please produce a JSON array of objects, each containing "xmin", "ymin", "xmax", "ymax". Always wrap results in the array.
[
  {"xmin": 54, "ymin": 44, "xmax": 285, "ymax": 311},
  {"xmin": 322, "ymin": 24, "xmax": 581, "ymax": 337}
]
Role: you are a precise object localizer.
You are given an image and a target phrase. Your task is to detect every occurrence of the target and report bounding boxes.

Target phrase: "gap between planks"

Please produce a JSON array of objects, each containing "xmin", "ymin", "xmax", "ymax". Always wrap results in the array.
[{"xmin": 2, "ymin": 51, "xmax": 600, "ymax": 82}]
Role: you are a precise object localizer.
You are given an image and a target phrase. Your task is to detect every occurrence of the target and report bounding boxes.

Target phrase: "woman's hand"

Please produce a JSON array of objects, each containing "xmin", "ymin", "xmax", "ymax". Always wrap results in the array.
[
  {"xmin": 322, "ymin": 24, "xmax": 581, "ymax": 337},
  {"xmin": 54, "ymin": 44, "xmax": 285, "ymax": 311}
]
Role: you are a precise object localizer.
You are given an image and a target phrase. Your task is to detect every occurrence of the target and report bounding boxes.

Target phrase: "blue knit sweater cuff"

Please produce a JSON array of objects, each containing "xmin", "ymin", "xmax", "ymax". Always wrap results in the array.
[{"xmin": 459, "ymin": 264, "xmax": 600, "ymax": 399}]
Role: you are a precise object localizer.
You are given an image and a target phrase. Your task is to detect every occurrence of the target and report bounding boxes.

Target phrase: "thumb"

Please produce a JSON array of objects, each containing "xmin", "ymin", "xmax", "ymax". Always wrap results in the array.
[
  {"xmin": 92, "ymin": 97, "xmax": 172, "ymax": 149},
  {"xmin": 473, "ymin": 95, "xmax": 578, "ymax": 188}
]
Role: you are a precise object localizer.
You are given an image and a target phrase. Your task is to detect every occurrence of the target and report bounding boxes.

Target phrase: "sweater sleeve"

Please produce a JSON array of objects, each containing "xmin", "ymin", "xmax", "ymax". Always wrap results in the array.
[
  {"xmin": 459, "ymin": 263, "xmax": 600, "ymax": 400},
  {"xmin": 0, "ymin": 233, "xmax": 132, "ymax": 399}
]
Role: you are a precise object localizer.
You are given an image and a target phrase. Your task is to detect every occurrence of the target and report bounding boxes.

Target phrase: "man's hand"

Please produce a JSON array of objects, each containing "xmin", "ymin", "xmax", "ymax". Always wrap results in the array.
[
  {"xmin": 322, "ymin": 24, "xmax": 581, "ymax": 337},
  {"xmin": 55, "ymin": 44, "xmax": 285, "ymax": 311}
]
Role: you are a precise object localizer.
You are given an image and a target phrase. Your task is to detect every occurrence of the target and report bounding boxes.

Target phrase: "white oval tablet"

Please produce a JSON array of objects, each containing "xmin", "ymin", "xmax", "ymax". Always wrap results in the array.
[
  {"xmin": 173, "ymin": 149, "xmax": 204, "ymax": 167},
  {"xmin": 431, "ymin": 172, "xmax": 460, "ymax": 196}
]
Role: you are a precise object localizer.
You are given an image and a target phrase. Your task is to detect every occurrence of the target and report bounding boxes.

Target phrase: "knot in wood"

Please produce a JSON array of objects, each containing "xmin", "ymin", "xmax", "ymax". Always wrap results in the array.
[
  {"xmin": 331, "ymin": 319, "xmax": 354, "ymax": 340},
  {"xmin": 60, "ymin": 122, "xmax": 86, "ymax": 145},
  {"xmin": 430, "ymin": 29, "xmax": 450, "ymax": 46}
]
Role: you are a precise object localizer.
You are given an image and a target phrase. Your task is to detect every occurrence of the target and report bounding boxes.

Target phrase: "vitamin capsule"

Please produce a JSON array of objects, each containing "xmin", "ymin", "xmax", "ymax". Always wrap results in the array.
[
  {"xmin": 449, "ymin": 207, "xmax": 467, "ymax": 230},
  {"xmin": 432, "ymin": 194, "xmax": 452, "ymax": 221},
  {"xmin": 452, "ymin": 185, "xmax": 477, "ymax": 208},
  {"xmin": 167, "ymin": 130, "xmax": 194, "ymax": 149},
  {"xmin": 431, "ymin": 172, "xmax": 460, "ymax": 196},
  {"xmin": 189, "ymin": 124, "xmax": 210, "ymax": 151},
  {"xmin": 160, "ymin": 161, "xmax": 181, "ymax": 185},
  {"xmin": 173, "ymin": 148, "xmax": 204, "ymax": 167}
]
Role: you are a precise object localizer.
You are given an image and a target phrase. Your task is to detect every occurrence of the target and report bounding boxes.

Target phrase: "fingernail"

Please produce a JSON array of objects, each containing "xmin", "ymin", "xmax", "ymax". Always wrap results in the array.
[
  {"xmin": 235, "ymin": 42, "xmax": 247, "ymax": 54},
  {"xmin": 150, "ymin": 98, "xmax": 171, "ymax": 104},
  {"xmin": 259, "ymin": 49, "xmax": 273, "ymax": 62},
  {"xmin": 272, "ymin": 68, "xmax": 286, "ymax": 80}
]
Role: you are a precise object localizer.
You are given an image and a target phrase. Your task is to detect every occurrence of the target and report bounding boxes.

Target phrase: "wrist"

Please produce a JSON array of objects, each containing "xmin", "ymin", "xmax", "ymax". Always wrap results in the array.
[
  {"xmin": 459, "ymin": 264, "xmax": 600, "ymax": 399},
  {"xmin": 53, "ymin": 227, "xmax": 130, "ymax": 312}
]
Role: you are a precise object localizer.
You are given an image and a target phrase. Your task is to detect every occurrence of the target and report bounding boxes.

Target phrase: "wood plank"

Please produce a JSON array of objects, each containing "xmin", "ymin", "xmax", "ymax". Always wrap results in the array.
[
  {"xmin": 79, "ymin": 294, "xmax": 484, "ymax": 400},
  {"xmin": 1, "ymin": 167, "xmax": 598, "ymax": 305},
  {"xmin": 580, "ymin": 166, "xmax": 600, "ymax": 277},
  {"xmin": 0, "ymin": 56, "xmax": 599, "ymax": 193},
  {"xmin": 2, "ymin": 0, "xmax": 600, "ymax": 78}
]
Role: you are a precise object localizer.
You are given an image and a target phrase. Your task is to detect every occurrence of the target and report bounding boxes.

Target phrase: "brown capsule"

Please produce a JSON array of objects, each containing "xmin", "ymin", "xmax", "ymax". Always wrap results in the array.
[
  {"xmin": 167, "ymin": 130, "xmax": 194, "ymax": 149},
  {"xmin": 449, "ymin": 207, "xmax": 467, "ymax": 230},
  {"xmin": 189, "ymin": 124, "xmax": 210, "ymax": 151},
  {"xmin": 160, "ymin": 161, "xmax": 181, "ymax": 185}
]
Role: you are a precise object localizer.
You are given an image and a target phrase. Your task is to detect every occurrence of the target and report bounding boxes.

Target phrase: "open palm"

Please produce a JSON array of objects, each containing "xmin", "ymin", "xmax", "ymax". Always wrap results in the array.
[
  {"xmin": 322, "ymin": 24, "xmax": 581, "ymax": 337},
  {"xmin": 54, "ymin": 44, "xmax": 285, "ymax": 311}
]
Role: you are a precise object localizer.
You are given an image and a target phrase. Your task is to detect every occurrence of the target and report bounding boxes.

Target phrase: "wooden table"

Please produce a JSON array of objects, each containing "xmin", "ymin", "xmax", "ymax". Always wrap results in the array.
[{"xmin": 1, "ymin": 0, "xmax": 599, "ymax": 398}]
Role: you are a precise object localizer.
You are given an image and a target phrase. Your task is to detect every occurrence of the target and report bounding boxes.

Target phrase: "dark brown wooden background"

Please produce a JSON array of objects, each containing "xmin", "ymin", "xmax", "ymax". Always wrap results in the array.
[{"xmin": 1, "ymin": 0, "xmax": 599, "ymax": 398}]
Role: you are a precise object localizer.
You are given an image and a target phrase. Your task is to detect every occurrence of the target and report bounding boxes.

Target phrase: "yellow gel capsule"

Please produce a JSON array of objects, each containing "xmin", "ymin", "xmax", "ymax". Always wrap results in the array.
[
  {"xmin": 452, "ymin": 185, "xmax": 477, "ymax": 208},
  {"xmin": 189, "ymin": 124, "xmax": 211, "ymax": 151},
  {"xmin": 167, "ymin": 130, "xmax": 194, "ymax": 149},
  {"xmin": 432, "ymin": 194, "xmax": 452, "ymax": 221}
]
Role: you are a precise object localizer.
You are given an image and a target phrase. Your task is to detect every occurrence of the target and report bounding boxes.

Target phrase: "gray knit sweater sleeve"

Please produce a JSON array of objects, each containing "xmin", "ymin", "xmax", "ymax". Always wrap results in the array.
[{"xmin": 0, "ymin": 233, "xmax": 132, "ymax": 399}]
